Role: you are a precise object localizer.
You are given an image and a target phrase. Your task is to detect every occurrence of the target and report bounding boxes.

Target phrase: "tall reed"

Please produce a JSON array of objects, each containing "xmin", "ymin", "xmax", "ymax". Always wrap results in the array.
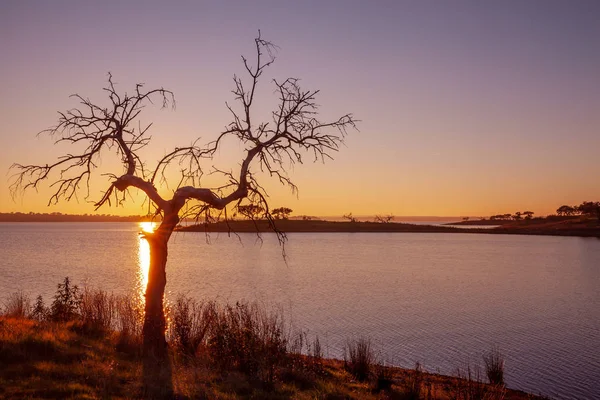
[
  {"xmin": 344, "ymin": 337, "xmax": 374, "ymax": 381},
  {"xmin": 3, "ymin": 291, "xmax": 31, "ymax": 318}
]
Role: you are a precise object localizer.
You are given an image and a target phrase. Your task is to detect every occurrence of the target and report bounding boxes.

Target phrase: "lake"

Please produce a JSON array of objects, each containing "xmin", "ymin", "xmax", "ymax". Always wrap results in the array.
[{"xmin": 1, "ymin": 222, "xmax": 598, "ymax": 399}]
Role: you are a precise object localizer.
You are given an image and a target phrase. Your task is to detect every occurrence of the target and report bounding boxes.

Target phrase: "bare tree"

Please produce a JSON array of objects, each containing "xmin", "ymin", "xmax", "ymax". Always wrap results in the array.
[
  {"xmin": 374, "ymin": 214, "xmax": 394, "ymax": 223},
  {"xmin": 10, "ymin": 33, "xmax": 356, "ymax": 395},
  {"xmin": 343, "ymin": 212, "xmax": 357, "ymax": 223}
]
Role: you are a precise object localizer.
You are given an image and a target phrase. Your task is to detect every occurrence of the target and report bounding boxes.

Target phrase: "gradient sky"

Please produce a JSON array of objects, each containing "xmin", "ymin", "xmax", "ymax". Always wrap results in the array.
[{"xmin": 1, "ymin": 0, "xmax": 599, "ymax": 217}]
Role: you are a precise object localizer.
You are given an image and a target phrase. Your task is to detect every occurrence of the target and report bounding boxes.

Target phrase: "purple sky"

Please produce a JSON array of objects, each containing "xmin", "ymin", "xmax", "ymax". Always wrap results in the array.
[{"xmin": 2, "ymin": 1, "xmax": 599, "ymax": 216}]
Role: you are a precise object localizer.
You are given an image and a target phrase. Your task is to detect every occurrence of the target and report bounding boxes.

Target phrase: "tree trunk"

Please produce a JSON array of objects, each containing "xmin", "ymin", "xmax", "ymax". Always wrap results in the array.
[{"xmin": 142, "ymin": 232, "xmax": 173, "ymax": 398}]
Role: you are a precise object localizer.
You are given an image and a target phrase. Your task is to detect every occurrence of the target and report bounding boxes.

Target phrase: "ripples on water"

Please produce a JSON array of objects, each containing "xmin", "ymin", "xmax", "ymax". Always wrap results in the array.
[{"xmin": 1, "ymin": 222, "xmax": 599, "ymax": 399}]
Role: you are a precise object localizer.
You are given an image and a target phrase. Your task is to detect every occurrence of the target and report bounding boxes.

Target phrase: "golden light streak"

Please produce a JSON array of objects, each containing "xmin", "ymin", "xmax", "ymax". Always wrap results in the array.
[{"xmin": 136, "ymin": 222, "xmax": 156, "ymax": 305}]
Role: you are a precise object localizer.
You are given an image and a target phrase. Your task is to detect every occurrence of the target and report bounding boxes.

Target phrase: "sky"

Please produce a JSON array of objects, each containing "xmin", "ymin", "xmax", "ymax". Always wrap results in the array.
[{"xmin": 1, "ymin": 0, "xmax": 599, "ymax": 217}]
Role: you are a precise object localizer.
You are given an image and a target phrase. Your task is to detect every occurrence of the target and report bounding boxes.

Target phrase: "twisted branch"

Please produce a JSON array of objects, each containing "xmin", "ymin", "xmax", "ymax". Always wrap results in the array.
[{"xmin": 11, "ymin": 33, "xmax": 357, "ymax": 243}]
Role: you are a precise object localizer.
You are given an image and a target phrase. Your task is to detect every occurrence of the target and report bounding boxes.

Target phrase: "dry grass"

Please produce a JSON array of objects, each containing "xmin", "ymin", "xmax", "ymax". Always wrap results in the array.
[
  {"xmin": 79, "ymin": 287, "xmax": 117, "ymax": 335},
  {"xmin": 3, "ymin": 291, "xmax": 31, "ymax": 318},
  {"xmin": 0, "ymin": 282, "xmax": 545, "ymax": 399},
  {"xmin": 206, "ymin": 300, "xmax": 289, "ymax": 384},
  {"xmin": 447, "ymin": 364, "xmax": 507, "ymax": 400},
  {"xmin": 483, "ymin": 346, "xmax": 505, "ymax": 386},
  {"xmin": 0, "ymin": 315, "xmax": 545, "ymax": 400},
  {"xmin": 344, "ymin": 337, "xmax": 375, "ymax": 381},
  {"xmin": 168, "ymin": 295, "xmax": 213, "ymax": 356},
  {"xmin": 0, "ymin": 316, "xmax": 140, "ymax": 399}
]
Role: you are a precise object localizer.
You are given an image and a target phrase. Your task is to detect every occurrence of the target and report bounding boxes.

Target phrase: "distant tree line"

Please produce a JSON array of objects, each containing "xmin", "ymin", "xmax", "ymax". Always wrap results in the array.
[
  {"xmin": 487, "ymin": 201, "xmax": 600, "ymax": 221},
  {"xmin": 556, "ymin": 201, "xmax": 600, "ymax": 219},
  {"xmin": 0, "ymin": 212, "xmax": 151, "ymax": 222},
  {"xmin": 489, "ymin": 211, "xmax": 534, "ymax": 221},
  {"xmin": 233, "ymin": 205, "xmax": 293, "ymax": 220}
]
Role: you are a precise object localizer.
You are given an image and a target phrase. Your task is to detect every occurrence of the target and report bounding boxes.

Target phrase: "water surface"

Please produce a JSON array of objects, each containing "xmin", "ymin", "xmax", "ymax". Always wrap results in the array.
[{"xmin": 1, "ymin": 222, "xmax": 598, "ymax": 399}]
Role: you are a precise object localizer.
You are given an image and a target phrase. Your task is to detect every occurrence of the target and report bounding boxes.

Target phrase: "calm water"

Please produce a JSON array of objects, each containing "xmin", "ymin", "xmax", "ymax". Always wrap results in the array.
[{"xmin": 1, "ymin": 222, "xmax": 598, "ymax": 399}]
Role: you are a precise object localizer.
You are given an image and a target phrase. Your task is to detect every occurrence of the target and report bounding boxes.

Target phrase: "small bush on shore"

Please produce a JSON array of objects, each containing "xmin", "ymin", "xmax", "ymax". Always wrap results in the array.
[
  {"xmin": 448, "ymin": 362, "xmax": 506, "ymax": 400},
  {"xmin": 374, "ymin": 360, "xmax": 394, "ymax": 392},
  {"xmin": 207, "ymin": 301, "xmax": 288, "ymax": 384},
  {"xmin": 169, "ymin": 295, "xmax": 213, "ymax": 356},
  {"xmin": 403, "ymin": 362, "xmax": 425, "ymax": 399},
  {"xmin": 114, "ymin": 294, "xmax": 143, "ymax": 354},
  {"xmin": 79, "ymin": 287, "xmax": 116, "ymax": 334},
  {"xmin": 483, "ymin": 346, "xmax": 505, "ymax": 385},
  {"xmin": 344, "ymin": 336, "xmax": 374, "ymax": 381},
  {"xmin": 31, "ymin": 295, "xmax": 48, "ymax": 321},
  {"xmin": 50, "ymin": 277, "xmax": 82, "ymax": 322}
]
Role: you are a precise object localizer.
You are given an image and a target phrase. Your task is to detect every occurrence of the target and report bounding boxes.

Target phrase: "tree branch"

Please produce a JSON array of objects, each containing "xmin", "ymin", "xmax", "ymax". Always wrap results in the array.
[{"xmin": 10, "ymin": 74, "xmax": 174, "ymax": 208}]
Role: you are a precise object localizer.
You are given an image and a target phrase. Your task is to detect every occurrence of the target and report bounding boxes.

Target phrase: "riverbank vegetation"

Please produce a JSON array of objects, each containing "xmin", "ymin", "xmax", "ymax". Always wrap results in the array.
[{"xmin": 1, "ymin": 279, "xmax": 545, "ymax": 399}]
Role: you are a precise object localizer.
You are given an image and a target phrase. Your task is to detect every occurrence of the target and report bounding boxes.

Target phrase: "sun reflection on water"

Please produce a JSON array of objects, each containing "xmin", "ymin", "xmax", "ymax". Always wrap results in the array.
[
  {"xmin": 136, "ymin": 222, "xmax": 156, "ymax": 305},
  {"xmin": 140, "ymin": 221, "xmax": 156, "ymax": 234}
]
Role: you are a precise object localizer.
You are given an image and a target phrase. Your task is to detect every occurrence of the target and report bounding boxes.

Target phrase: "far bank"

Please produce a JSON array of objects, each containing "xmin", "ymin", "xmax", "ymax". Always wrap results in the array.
[{"xmin": 177, "ymin": 218, "xmax": 600, "ymax": 238}]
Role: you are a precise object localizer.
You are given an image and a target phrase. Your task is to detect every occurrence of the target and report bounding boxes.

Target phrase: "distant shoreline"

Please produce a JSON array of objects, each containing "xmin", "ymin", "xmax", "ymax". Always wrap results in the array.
[
  {"xmin": 177, "ymin": 219, "xmax": 600, "ymax": 238},
  {"xmin": 3, "ymin": 214, "xmax": 599, "ymax": 238},
  {"xmin": 0, "ymin": 213, "xmax": 150, "ymax": 223}
]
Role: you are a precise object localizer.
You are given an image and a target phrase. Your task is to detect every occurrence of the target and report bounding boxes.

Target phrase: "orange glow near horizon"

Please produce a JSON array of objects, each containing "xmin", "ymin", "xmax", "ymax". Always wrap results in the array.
[{"xmin": 2, "ymin": 3, "xmax": 600, "ymax": 220}]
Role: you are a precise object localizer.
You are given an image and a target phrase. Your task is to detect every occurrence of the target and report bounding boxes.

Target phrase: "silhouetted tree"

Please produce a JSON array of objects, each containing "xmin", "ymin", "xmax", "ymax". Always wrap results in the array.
[
  {"xmin": 10, "ymin": 33, "xmax": 356, "ymax": 395},
  {"xmin": 523, "ymin": 211, "xmax": 534, "ymax": 220},
  {"xmin": 374, "ymin": 214, "xmax": 394, "ymax": 223},
  {"xmin": 31, "ymin": 295, "xmax": 48, "ymax": 321},
  {"xmin": 272, "ymin": 207, "xmax": 293, "ymax": 219},
  {"xmin": 577, "ymin": 201, "xmax": 600, "ymax": 220},
  {"xmin": 50, "ymin": 277, "xmax": 81, "ymax": 322},
  {"xmin": 236, "ymin": 204, "xmax": 264, "ymax": 220},
  {"xmin": 513, "ymin": 211, "xmax": 522, "ymax": 221},
  {"xmin": 556, "ymin": 205, "xmax": 576, "ymax": 216},
  {"xmin": 343, "ymin": 212, "xmax": 357, "ymax": 223}
]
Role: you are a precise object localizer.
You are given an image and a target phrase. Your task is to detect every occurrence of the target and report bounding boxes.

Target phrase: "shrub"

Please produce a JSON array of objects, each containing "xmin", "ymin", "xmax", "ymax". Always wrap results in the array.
[
  {"xmin": 374, "ymin": 361, "xmax": 394, "ymax": 392},
  {"xmin": 169, "ymin": 295, "xmax": 212, "ymax": 355},
  {"xmin": 311, "ymin": 335, "xmax": 322, "ymax": 360},
  {"xmin": 80, "ymin": 287, "xmax": 116, "ymax": 334},
  {"xmin": 31, "ymin": 295, "xmax": 48, "ymax": 321},
  {"xmin": 344, "ymin": 337, "xmax": 374, "ymax": 381},
  {"xmin": 3, "ymin": 291, "xmax": 31, "ymax": 318},
  {"xmin": 115, "ymin": 294, "xmax": 143, "ymax": 354},
  {"xmin": 483, "ymin": 346, "xmax": 504, "ymax": 385},
  {"xmin": 50, "ymin": 277, "xmax": 82, "ymax": 322},
  {"xmin": 207, "ymin": 301, "xmax": 288, "ymax": 383},
  {"xmin": 448, "ymin": 364, "xmax": 491, "ymax": 400},
  {"xmin": 403, "ymin": 362, "xmax": 424, "ymax": 400}
]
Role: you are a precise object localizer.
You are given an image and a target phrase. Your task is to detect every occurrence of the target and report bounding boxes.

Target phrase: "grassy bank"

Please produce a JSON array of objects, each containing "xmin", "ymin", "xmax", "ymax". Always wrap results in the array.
[{"xmin": 1, "ymin": 283, "xmax": 546, "ymax": 399}]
